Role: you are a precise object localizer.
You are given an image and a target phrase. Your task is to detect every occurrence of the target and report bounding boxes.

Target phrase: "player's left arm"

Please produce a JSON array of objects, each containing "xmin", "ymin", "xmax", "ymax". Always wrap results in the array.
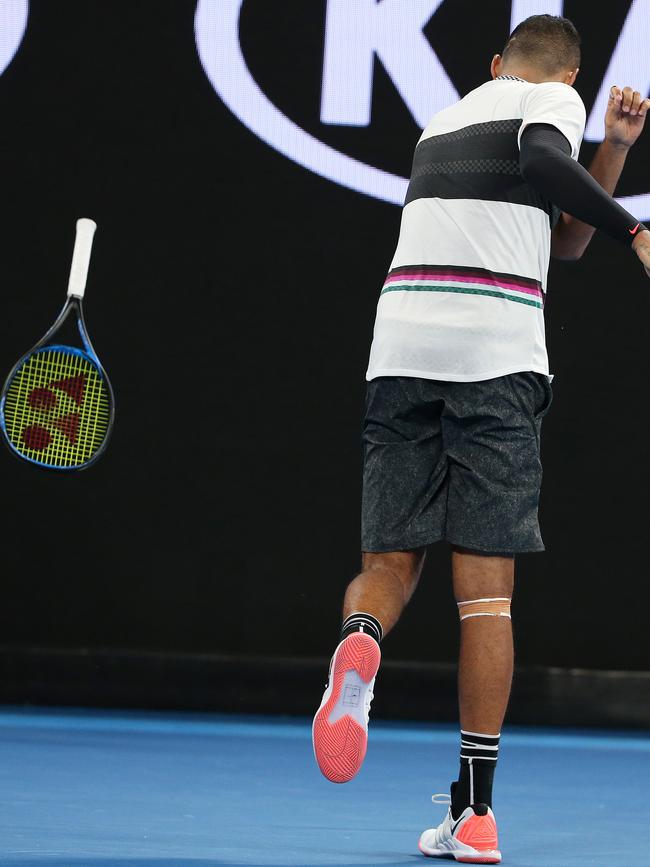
[{"xmin": 552, "ymin": 86, "xmax": 650, "ymax": 261}]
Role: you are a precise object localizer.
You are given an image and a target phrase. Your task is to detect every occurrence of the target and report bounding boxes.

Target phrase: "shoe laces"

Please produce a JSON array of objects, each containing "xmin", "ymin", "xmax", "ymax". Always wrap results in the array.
[
  {"xmin": 431, "ymin": 794, "xmax": 452, "ymax": 806},
  {"xmin": 428, "ymin": 794, "xmax": 454, "ymax": 846}
]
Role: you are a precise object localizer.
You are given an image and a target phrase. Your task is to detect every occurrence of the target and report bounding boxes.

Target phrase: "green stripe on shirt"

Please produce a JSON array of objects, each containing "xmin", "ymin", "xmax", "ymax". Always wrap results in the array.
[{"xmin": 381, "ymin": 282, "xmax": 543, "ymax": 309}]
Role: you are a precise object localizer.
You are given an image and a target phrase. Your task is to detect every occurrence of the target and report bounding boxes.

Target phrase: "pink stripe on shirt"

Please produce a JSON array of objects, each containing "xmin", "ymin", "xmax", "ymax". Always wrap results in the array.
[{"xmin": 384, "ymin": 271, "xmax": 542, "ymax": 298}]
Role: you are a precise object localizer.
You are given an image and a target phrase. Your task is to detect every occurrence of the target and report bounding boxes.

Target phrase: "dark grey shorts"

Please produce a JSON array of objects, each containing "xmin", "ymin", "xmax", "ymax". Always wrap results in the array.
[{"xmin": 361, "ymin": 372, "xmax": 553, "ymax": 555}]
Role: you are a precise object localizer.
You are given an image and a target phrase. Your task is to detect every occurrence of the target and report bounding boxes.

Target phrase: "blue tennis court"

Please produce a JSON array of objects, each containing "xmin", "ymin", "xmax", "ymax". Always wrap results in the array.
[{"xmin": 0, "ymin": 708, "xmax": 647, "ymax": 866}]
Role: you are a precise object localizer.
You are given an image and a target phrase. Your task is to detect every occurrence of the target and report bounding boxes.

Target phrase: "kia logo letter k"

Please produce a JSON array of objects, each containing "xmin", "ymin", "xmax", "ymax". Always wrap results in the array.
[{"xmin": 321, "ymin": 0, "xmax": 455, "ymax": 129}]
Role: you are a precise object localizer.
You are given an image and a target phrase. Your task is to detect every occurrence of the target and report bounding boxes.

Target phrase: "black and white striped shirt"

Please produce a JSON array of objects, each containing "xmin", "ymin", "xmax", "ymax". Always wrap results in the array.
[{"xmin": 367, "ymin": 77, "xmax": 586, "ymax": 382}]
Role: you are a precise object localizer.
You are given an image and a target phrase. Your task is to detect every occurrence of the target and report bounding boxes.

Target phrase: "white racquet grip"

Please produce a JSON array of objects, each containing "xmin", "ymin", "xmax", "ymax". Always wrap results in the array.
[{"xmin": 67, "ymin": 217, "xmax": 97, "ymax": 298}]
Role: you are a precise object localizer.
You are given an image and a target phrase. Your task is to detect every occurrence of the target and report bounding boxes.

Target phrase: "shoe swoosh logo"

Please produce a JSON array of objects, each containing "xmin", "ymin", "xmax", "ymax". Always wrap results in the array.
[{"xmin": 451, "ymin": 817, "xmax": 463, "ymax": 834}]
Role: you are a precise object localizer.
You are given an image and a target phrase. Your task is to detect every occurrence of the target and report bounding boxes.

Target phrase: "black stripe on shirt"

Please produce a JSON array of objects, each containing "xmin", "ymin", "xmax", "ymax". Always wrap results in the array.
[
  {"xmin": 387, "ymin": 263, "xmax": 542, "ymax": 290},
  {"xmin": 405, "ymin": 118, "xmax": 559, "ymax": 223}
]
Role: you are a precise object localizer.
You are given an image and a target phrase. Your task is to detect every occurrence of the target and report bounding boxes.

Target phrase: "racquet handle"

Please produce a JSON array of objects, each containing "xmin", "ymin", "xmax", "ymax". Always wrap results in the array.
[{"xmin": 67, "ymin": 218, "xmax": 97, "ymax": 298}]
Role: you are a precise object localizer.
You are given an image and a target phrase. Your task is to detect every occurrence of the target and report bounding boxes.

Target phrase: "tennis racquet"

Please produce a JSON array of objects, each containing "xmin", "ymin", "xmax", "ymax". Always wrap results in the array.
[{"xmin": 0, "ymin": 218, "xmax": 114, "ymax": 470}]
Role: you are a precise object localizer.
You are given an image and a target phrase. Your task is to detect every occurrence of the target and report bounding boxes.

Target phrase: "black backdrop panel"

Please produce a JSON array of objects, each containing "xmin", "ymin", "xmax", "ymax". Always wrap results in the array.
[{"xmin": 0, "ymin": 1, "xmax": 648, "ymax": 671}]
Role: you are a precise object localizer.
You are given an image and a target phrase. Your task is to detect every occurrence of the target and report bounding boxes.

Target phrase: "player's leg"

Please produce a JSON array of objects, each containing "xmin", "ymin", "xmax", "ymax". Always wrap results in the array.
[
  {"xmin": 419, "ymin": 372, "xmax": 550, "ymax": 863},
  {"xmin": 313, "ymin": 376, "xmax": 446, "ymax": 784},
  {"xmin": 419, "ymin": 550, "xmax": 512, "ymax": 864},
  {"xmin": 454, "ymin": 549, "xmax": 514, "ymax": 735},
  {"xmin": 343, "ymin": 549, "xmax": 426, "ymax": 636},
  {"xmin": 312, "ymin": 548, "xmax": 425, "ymax": 784},
  {"xmin": 452, "ymin": 548, "xmax": 514, "ymax": 815}
]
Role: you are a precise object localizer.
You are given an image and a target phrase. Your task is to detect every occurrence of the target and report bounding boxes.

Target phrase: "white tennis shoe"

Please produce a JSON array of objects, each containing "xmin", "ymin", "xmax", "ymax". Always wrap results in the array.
[{"xmin": 419, "ymin": 794, "xmax": 501, "ymax": 864}]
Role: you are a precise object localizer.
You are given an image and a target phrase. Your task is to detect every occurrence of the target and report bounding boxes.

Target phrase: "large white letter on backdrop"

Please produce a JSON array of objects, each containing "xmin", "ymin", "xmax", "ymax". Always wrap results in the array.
[{"xmin": 320, "ymin": 0, "xmax": 456, "ymax": 128}]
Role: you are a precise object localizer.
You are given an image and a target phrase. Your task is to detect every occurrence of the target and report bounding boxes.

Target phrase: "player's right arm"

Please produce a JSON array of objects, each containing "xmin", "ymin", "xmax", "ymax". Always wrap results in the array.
[
  {"xmin": 516, "ymin": 81, "xmax": 649, "ymax": 279},
  {"xmin": 519, "ymin": 124, "xmax": 649, "ymax": 277},
  {"xmin": 516, "ymin": 81, "xmax": 650, "ymax": 278},
  {"xmin": 551, "ymin": 86, "xmax": 650, "ymax": 261}
]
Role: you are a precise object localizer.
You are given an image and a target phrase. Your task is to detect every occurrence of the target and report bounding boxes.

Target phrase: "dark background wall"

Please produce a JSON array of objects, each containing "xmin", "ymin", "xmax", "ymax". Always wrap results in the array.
[{"xmin": 0, "ymin": 0, "xmax": 648, "ymax": 679}]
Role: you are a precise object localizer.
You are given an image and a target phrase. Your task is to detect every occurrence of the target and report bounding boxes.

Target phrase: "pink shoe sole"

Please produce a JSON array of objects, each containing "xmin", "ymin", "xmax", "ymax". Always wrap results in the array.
[
  {"xmin": 455, "ymin": 856, "xmax": 501, "ymax": 864},
  {"xmin": 312, "ymin": 632, "xmax": 381, "ymax": 783}
]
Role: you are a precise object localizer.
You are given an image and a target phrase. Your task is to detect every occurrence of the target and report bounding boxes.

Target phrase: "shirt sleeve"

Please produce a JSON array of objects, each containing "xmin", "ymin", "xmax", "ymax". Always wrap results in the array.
[
  {"xmin": 517, "ymin": 82, "xmax": 586, "ymax": 160},
  {"xmin": 519, "ymin": 124, "xmax": 645, "ymax": 246}
]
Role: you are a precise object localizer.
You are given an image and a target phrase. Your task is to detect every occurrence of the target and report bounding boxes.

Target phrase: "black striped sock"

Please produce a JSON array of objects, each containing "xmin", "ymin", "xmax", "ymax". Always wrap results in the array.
[
  {"xmin": 340, "ymin": 612, "xmax": 383, "ymax": 645},
  {"xmin": 451, "ymin": 730, "xmax": 500, "ymax": 819}
]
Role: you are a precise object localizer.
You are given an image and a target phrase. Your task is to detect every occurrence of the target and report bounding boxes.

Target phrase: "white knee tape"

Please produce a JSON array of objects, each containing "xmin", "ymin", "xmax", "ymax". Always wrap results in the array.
[{"xmin": 457, "ymin": 597, "xmax": 511, "ymax": 621}]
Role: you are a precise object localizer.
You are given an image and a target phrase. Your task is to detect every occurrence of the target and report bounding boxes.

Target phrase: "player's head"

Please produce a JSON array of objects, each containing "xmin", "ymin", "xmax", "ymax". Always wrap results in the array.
[{"xmin": 491, "ymin": 14, "xmax": 581, "ymax": 85}]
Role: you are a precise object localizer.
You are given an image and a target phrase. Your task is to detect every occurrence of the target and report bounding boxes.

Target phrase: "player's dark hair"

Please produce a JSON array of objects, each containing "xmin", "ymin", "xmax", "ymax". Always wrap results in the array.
[{"xmin": 502, "ymin": 14, "xmax": 581, "ymax": 74}]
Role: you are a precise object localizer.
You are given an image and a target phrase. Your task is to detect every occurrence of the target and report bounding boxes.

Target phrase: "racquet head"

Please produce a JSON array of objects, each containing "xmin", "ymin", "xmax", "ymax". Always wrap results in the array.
[{"xmin": 0, "ymin": 219, "xmax": 114, "ymax": 470}]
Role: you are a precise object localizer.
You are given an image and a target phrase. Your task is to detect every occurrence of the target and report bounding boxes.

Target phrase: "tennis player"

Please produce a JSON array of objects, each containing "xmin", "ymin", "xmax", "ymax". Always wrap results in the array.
[{"xmin": 312, "ymin": 14, "xmax": 650, "ymax": 864}]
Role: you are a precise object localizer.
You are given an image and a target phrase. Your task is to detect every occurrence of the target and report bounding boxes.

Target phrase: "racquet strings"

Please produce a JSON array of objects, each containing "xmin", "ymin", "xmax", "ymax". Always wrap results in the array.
[{"xmin": 3, "ymin": 348, "xmax": 111, "ymax": 468}]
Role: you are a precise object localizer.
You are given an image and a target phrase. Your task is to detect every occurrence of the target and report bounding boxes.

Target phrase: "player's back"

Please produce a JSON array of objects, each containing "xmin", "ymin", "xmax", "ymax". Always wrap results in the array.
[{"xmin": 366, "ymin": 76, "xmax": 585, "ymax": 383}]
